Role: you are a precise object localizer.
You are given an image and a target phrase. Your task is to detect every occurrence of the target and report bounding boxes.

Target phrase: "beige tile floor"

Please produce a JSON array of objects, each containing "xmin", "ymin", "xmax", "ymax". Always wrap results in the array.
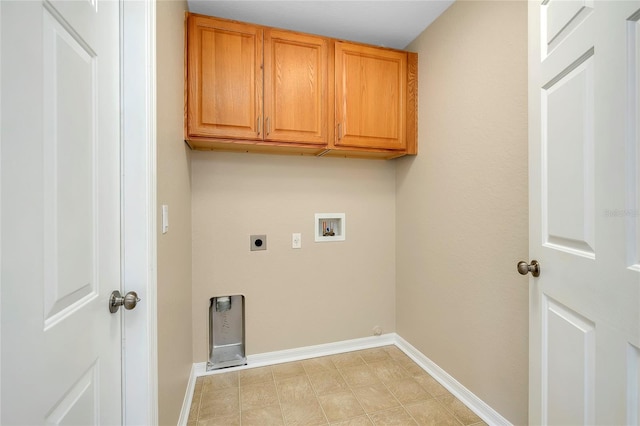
[{"xmin": 187, "ymin": 345, "xmax": 488, "ymax": 426}]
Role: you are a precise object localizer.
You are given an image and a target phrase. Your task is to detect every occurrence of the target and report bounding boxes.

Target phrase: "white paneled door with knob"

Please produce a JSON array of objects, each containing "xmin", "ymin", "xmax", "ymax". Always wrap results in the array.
[
  {"xmin": 1, "ymin": 0, "xmax": 124, "ymax": 424},
  {"xmin": 529, "ymin": 1, "xmax": 640, "ymax": 424}
]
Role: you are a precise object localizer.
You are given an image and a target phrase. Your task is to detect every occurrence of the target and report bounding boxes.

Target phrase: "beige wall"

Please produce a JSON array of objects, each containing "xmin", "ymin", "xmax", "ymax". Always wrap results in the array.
[
  {"xmin": 396, "ymin": 1, "xmax": 529, "ymax": 424},
  {"xmin": 156, "ymin": 1, "xmax": 192, "ymax": 425},
  {"xmin": 191, "ymin": 152, "xmax": 396, "ymax": 361}
]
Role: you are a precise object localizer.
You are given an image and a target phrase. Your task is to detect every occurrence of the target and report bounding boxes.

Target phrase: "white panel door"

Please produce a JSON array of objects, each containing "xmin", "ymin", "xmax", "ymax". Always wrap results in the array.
[
  {"xmin": 529, "ymin": 1, "xmax": 640, "ymax": 424},
  {"xmin": 1, "ymin": 0, "xmax": 122, "ymax": 424}
]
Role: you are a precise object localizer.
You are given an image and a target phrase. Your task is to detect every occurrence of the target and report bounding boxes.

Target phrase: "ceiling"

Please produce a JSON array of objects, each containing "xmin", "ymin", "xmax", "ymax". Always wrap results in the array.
[{"xmin": 186, "ymin": 1, "xmax": 455, "ymax": 50}]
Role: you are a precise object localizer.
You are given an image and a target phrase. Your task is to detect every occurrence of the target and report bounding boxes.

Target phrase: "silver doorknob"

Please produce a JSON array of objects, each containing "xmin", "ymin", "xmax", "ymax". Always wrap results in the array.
[
  {"xmin": 109, "ymin": 290, "xmax": 141, "ymax": 313},
  {"xmin": 517, "ymin": 260, "xmax": 540, "ymax": 277}
]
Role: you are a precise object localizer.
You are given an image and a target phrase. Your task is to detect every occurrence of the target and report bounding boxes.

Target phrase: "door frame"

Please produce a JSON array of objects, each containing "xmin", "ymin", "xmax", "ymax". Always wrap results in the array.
[
  {"xmin": 121, "ymin": 0, "xmax": 158, "ymax": 424},
  {"xmin": 0, "ymin": 0, "xmax": 158, "ymax": 423},
  {"xmin": 0, "ymin": 0, "xmax": 3, "ymax": 421}
]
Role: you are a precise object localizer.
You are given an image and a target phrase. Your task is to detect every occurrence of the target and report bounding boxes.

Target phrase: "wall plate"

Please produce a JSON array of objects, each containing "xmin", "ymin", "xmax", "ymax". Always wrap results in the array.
[
  {"xmin": 250, "ymin": 235, "xmax": 266, "ymax": 251},
  {"xmin": 315, "ymin": 213, "xmax": 345, "ymax": 242}
]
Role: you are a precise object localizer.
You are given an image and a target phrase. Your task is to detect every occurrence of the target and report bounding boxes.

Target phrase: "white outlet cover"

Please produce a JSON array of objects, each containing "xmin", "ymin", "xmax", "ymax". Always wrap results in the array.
[{"xmin": 292, "ymin": 233, "xmax": 302, "ymax": 249}]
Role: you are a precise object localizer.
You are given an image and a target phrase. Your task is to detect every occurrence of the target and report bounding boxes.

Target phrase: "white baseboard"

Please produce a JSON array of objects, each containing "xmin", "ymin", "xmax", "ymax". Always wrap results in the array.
[
  {"xmin": 178, "ymin": 333, "xmax": 512, "ymax": 426},
  {"xmin": 177, "ymin": 363, "xmax": 197, "ymax": 426},
  {"xmin": 192, "ymin": 333, "xmax": 396, "ymax": 378},
  {"xmin": 394, "ymin": 335, "xmax": 512, "ymax": 426}
]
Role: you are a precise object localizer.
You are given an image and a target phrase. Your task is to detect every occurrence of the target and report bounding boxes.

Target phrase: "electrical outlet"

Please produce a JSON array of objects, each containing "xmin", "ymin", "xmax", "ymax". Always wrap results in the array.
[{"xmin": 292, "ymin": 233, "xmax": 301, "ymax": 249}]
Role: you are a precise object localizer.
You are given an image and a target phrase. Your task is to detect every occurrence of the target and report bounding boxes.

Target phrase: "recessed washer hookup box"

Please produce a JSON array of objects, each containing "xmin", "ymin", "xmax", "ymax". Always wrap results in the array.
[{"xmin": 208, "ymin": 295, "xmax": 246, "ymax": 370}]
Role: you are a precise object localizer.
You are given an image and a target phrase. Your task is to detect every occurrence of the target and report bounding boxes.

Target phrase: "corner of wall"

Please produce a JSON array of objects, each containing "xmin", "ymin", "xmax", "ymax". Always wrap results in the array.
[
  {"xmin": 156, "ymin": 0, "xmax": 193, "ymax": 424},
  {"xmin": 395, "ymin": 1, "xmax": 529, "ymax": 424}
]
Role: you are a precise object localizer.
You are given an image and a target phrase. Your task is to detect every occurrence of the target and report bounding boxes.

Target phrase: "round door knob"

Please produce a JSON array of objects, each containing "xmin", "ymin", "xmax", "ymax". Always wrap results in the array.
[
  {"xmin": 517, "ymin": 260, "xmax": 540, "ymax": 277},
  {"xmin": 109, "ymin": 290, "xmax": 141, "ymax": 313},
  {"xmin": 123, "ymin": 291, "xmax": 140, "ymax": 310}
]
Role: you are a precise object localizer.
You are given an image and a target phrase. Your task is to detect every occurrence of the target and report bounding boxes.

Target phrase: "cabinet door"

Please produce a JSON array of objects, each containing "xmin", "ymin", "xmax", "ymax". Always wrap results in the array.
[
  {"xmin": 263, "ymin": 30, "xmax": 328, "ymax": 144},
  {"xmin": 187, "ymin": 16, "xmax": 263, "ymax": 140},
  {"xmin": 335, "ymin": 43, "xmax": 406, "ymax": 150}
]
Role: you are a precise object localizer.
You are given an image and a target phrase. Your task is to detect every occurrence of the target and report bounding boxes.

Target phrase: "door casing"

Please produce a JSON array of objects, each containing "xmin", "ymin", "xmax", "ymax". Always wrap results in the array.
[{"xmin": 121, "ymin": 0, "xmax": 158, "ymax": 424}]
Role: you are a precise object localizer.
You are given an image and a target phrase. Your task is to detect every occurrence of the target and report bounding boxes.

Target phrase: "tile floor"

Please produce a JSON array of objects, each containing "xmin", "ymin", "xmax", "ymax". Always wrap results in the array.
[{"xmin": 187, "ymin": 345, "xmax": 488, "ymax": 425}]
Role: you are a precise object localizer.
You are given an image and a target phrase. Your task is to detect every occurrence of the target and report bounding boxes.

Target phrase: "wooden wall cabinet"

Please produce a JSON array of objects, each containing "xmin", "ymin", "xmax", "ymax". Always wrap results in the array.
[
  {"xmin": 187, "ymin": 16, "xmax": 262, "ymax": 141},
  {"xmin": 333, "ymin": 42, "xmax": 415, "ymax": 154},
  {"xmin": 264, "ymin": 29, "xmax": 329, "ymax": 145},
  {"xmin": 185, "ymin": 13, "xmax": 417, "ymax": 159},
  {"xmin": 186, "ymin": 14, "xmax": 329, "ymax": 153}
]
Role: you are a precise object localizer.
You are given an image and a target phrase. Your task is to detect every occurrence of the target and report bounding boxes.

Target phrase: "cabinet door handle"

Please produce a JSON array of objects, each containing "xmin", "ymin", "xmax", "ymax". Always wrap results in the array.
[
  {"xmin": 266, "ymin": 117, "xmax": 270, "ymax": 135},
  {"xmin": 337, "ymin": 123, "xmax": 342, "ymax": 140},
  {"xmin": 257, "ymin": 117, "xmax": 261, "ymax": 136}
]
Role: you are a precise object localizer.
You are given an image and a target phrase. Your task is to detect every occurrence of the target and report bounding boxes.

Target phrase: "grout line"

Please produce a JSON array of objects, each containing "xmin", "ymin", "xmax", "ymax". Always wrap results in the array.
[
  {"xmin": 193, "ymin": 378, "xmax": 203, "ymax": 425},
  {"xmin": 378, "ymin": 346, "xmax": 421, "ymax": 426},
  {"xmin": 270, "ymin": 367, "xmax": 287, "ymax": 426},
  {"xmin": 434, "ymin": 394, "xmax": 464, "ymax": 426},
  {"xmin": 235, "ymin": 372, "xmax": 242, "ymax": 426},
  {"xmin": 303, "ymin": 360, "xmax": 331, "ymax": 425},
  {"xmin": 333, "ymin": 352, "xmax": 369, "ymax": 423}
]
